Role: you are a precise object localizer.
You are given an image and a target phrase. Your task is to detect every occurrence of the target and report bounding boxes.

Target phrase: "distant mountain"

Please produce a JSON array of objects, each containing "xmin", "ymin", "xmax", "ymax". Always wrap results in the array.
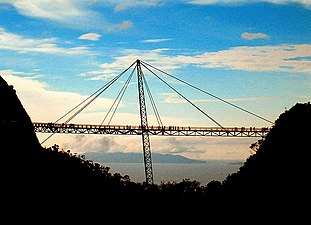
[{"xmin": 84, "ymin": 152, "xmax": 206, "ymax": 164}]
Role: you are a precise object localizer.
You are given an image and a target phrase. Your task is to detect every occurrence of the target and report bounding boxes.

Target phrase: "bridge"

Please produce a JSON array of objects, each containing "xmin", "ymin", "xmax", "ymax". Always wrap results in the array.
[
  {"xmin": 33, "ymin": 122, "xmax": 270, "ymax": 137},
  {"xmin": 33, "ymin": 59, "xmax": 273, "ymax": 185}
]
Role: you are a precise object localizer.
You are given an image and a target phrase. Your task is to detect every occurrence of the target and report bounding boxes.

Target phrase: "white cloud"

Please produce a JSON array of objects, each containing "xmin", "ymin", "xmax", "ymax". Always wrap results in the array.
[
  {"xmin": 0, "ymin": 27, "xmax": 89, "ymax": 55},
  {"xmin": 0, "ymin": 0, "xmax": 134, "ymax": 32},
  {"xmin": 187, "ymin": 0, "xmax": 311, "ymax": 9},
  {"xmin": 103, "ymin": 0, "xmax": 160, "ymax": 12},
  {"xmin": 142, "ymin": 38, "xmax": 173, "ymax": 43},
  {"xmin": 41, "ymin": 131, "xmax": 254, "ymax": 163},
  {"xmin": 55, "ymin": 132, "xmax": 254, "ymax": 160},
  {"xmin": 195, "ymin": 44, "xmax": 311, "ymax": 73},
  {"xmin": 83, "ymin": 48, "xmax": 183, "ymax": 80},
  {"xmin": 78, "ymin": 33, "xmax": 101, "ymax": 41},
  {"xmin": 0, "ymin": 69, "xmax": 24, "ymax": 76},
  {"xmin": 120, "ymin": 20, "xmax": 134, "ymax": 30},
  {"xmin": 0, "ymin": 0, "xmax": 85, "ymax": 21},
  {"xmin": 109, "ymin": 20, "xmax": 134, "ymax": 31},
  {"xmin": 84, "ymin": 44, "xmax": 311, "ymax": 81},
  {"xmin": 188, "ymin": 0, "xmax": 244, "ymax": 4},
  {"xmin": 241, "ymin": 32, "xmax": 269, "ymax": 40}
]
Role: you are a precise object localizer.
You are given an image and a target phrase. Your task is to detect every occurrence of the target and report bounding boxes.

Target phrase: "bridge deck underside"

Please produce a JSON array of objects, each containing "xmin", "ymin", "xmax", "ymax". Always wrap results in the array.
[{"xmin": 33, "ymin": 123, "xmax": 270, "ymax": 137}]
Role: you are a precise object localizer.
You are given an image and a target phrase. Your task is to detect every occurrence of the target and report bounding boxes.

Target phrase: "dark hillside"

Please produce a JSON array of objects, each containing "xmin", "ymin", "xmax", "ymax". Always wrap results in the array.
[
  {"xmin": 220, "ymin": 102, "xmax": 311, "ymax": 215},
  {"xmin": 0, "ymin": 76, "xmax": 137, "ymax": 206},
  {"xmin": 0, "ymin": 77, "xmax": 41, "ymax": 152},
  {"xmin": 1, "ymin": 76, "xmax": 43, "ymax": 190}
]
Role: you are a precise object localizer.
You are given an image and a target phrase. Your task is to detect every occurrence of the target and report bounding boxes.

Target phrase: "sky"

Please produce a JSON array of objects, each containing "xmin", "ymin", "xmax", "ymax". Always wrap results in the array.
[{"xmin": 0, "ymin": 0, "xmax": 310, "ymax": 161}]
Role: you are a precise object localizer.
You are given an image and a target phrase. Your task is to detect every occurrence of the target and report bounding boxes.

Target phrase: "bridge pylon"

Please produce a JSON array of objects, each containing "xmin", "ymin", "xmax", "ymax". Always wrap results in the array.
[{"xmin": 136, "ymin": 59, "xmax": 154, "ymax": 185}]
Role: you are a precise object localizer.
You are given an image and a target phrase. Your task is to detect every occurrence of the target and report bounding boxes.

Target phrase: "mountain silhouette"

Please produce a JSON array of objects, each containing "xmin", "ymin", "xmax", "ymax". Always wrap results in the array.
[
  {"xmin": 0, "ymin": 76, "xmax": 132, "ymax": 205},
  {"xmin": 84, "ymin": 152, "xmax": 206, "ymax": 163},
  {"xmin": 0, "ymin": 76, "xmax": 41, "ymax": 152},
  {"xmin": 217, "ymin": 101, "xmax": 311, "ymax": 217}
]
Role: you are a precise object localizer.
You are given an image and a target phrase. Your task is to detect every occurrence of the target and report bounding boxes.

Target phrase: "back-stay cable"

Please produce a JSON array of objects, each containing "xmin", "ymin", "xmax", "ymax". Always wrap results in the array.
[
  {"xmin": 141, "ymin": 63, "xmax": 225, "ymax": 129},
  {"xmin": 141, "ymin": 60, "xmax": 274, "ymax": 124}
]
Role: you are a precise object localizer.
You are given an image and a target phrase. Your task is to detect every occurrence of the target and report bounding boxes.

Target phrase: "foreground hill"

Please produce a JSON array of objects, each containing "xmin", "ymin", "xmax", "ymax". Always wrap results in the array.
[
  {"xmin": 0, "ymin": 76, "xmax": 134, "ymax": 203},
  {"xmin": 218, "ymin": 101, "xmax": 311, "ymax": 215}
]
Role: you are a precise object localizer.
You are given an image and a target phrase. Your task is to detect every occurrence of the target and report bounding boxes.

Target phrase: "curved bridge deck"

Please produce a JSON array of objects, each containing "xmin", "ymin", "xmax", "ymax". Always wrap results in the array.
[{"xmin": 33, "ymin": 122, "xmax": 270, "ymax": 137}]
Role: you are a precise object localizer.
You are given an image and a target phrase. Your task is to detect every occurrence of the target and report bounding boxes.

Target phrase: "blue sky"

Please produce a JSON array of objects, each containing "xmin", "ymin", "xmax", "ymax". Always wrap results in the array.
[{"xmin": 1, "ymin": 0, "xmax": 310, "ymax": 160}]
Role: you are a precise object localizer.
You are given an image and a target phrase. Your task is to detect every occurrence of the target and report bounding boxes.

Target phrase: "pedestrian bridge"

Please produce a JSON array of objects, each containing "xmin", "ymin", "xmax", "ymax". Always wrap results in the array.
[{"xmin": 33, "ymin": 122, "xmax": 270, "ymax": 137}]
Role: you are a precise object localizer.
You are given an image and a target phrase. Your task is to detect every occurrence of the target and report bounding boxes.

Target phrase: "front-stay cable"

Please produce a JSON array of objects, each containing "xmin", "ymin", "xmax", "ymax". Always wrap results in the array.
[
  {"xmin": 142, "ymin": 73, "xmax": 163, "ymax": 127},
  {"xmin": 141, "ymin": 60, "xmax": 274, "ymax": 124},
  {"xmin": 40, "ymin": 61, "xmax": 137, "ymax": 144},
  {"xmin": 100, "ymin": 64, "xmax": 136, "ymax": 126},
  {"xmin": 63, "ymin": 61, "xmax": 136, "ymax": 124},
  {"xmin": 54, "ymin": 61, "xmax": 136, "ymax": 124}
]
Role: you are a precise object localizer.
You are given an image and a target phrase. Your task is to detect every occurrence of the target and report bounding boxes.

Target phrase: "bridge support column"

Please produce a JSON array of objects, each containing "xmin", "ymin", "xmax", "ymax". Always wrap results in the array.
[{"xmin": 136, "ymin": 59, "xmax": 154, "ymax": 185}]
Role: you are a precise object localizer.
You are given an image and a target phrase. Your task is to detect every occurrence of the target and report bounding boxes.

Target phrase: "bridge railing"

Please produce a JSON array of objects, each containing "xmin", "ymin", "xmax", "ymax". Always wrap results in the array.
[
  {"xmin": 32, "ymin": 122, "xmax": 270, "ymax": 131},
  {"xmin": 32, "ymin": 122, "xmax": 271, "ymax": 137}
]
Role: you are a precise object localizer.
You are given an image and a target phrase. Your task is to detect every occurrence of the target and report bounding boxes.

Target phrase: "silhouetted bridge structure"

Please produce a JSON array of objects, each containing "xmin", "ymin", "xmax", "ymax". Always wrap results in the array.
[
  {"xmin": 33, "ymin": 122, "xmax": 270, "ymax": 137},
  {"xmin": 33, "ymin": 59, "xmax": 273, "ymax": 185}
]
